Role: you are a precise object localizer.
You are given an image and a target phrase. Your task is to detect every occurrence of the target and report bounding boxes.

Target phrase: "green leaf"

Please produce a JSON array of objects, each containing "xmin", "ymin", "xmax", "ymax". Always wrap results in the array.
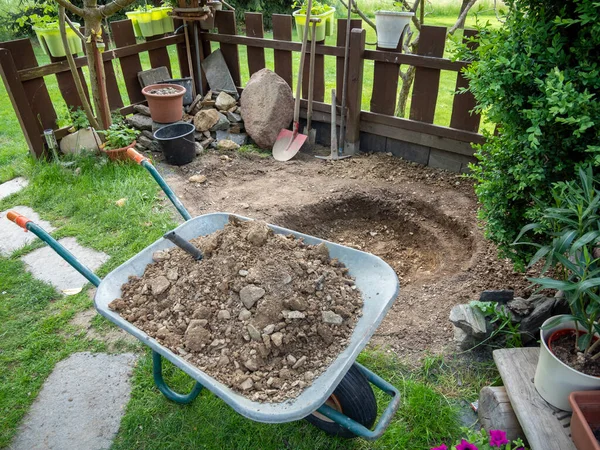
[{"xmin": 528, "ymin": 277, "xmax": 577, "ymax": 291}]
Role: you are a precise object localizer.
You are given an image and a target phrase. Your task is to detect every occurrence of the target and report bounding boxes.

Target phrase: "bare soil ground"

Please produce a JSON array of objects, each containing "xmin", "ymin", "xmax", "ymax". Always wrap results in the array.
[{"xmin": 157, "ymin": 149, "xmax": 531, "ymax": 361}]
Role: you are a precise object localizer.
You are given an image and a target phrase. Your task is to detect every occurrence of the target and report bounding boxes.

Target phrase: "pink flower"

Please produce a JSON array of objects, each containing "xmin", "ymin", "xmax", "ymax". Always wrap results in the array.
[
  {"xmin": 489, "ymin": 430, "xmax": 509, "ymax": 447},
  {"xmin": 430, "ymin": 446, "xmax": 448, "ymax": 450},
  {"xmin": 456, "ymin": 440, "xmax": 479, "ymax": 450}
]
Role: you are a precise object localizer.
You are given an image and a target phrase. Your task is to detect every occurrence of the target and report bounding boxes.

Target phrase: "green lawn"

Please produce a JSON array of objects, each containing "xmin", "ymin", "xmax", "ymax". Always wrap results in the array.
[{"xmin": 0, "ymin": 8, "xmax": 501, "ymax": 449}]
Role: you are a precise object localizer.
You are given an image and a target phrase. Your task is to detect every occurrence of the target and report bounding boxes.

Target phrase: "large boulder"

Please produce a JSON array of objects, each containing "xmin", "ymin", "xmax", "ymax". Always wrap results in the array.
[{"xmin": 240, "ymin": 69, "xmax": 294, "ymax": 149}]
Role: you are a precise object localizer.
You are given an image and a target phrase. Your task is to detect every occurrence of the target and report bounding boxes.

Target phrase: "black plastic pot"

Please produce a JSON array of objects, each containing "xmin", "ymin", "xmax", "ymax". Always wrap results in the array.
[
  {"xmin": 153, "ymin": 123, "xmax": 196, "ymax": 166},
  {"xmin": 159, "ymin": 78, "xmax": 193, "ymax": 105}
]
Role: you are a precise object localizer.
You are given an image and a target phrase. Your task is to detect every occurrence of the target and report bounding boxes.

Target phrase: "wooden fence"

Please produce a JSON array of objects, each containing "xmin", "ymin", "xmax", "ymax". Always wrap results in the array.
[{"xmin": 0, "ymin": 10, "xmax": 484, "ymax": 172}]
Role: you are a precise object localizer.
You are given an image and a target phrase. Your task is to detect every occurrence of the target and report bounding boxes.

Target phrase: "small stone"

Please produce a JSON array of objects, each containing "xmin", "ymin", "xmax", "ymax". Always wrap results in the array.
[
  {"xmin": 215, "ymin": 91, "xmax": 237, "ymax": 111},
  {"xmin": 321, "ymin": 310, "xmax": 343, "ymax": 325},
  {"xmin": 226, "ymin": 111, "xmax": 242, "ymax": 123},
  {"xmin": 115, "ymin": 198, "xmax": 127, "ymax": 207},
  {"xmin": 210, "ymin": 113, "xmax": 231, "ymax": 132},
  {"xmin": 127, "ymin": 114, "xmax": 153, "ymax": 131},
  {"xmin": 449, "ymin": 304, "xmax": 488, "ymax": 339},
  {"xmin": 166, "ymin": 268, "xmax": 178, "ymax": 281},
  {"xmin": 194, "ymin": 109, "xmax": 220, "ymax": 132},
  {"xmin": 286, "ymin": 354, "xmax": 297, "ymax": 365},
  {"xmin": 217, "ymin": 139, "xmax": 240, "ymax": 151},
  {"xmin": 280, "ymin": 368, "xmax": 291, "ymax": 380},
  {"xmin": 238, "ymin": 309, "xmax": 252, "ymax": 321},
  {"xmin": 285, "ymin": 297, "xmax": 307, "ymax": 311},
  {"xmin": 195, "ymin": 142, "xmax": 203, "ymax": 156},
  {"xmin": 263, "ymin": 324, "xmax": 275, "ymax": 335},
  {"xmin": 480, "ymin": 290, "xmax": 514, "ymax": 304},
  {"xmin": 239, "ymin": 269, "xmax": 249, "ymax": 277},
  {"xmin": 304, "ymin": 371, "xmax": 315, "ymax": 382},
  {"xmin": 314, "ymin": 242, "xmax": 329, "ymax": 259},
  {"xmin": 217, "ymin": 310, "xmax": 231, "ymax": 320},
  {"xmin": 133, "ymin": 104, "xmax": 151, "ymax": 116},
  {"xmin": 283, "ymin": 310, "xmax": 306, "ymax": 320},
  {"xmin": 217, "ymin": 355, "xmax": 230, "ymax": 366},
  {"xmin": 246, "ymin": 222, "xmax": 270, "ymax": 246},
  {"xmin": 317, "ymin": 324, "xmax": 334, "ymax": 345},
  {"xmin": 239, "ymin": 284, "xmax": 265, "ymax": 309},
  {"xmin": 271, "ymin": 332, "xmax": 283, "ymax": 347},
  {"xmin": 151, "ymin": 276, "xmax": 171, "ymax": 295},
  {"xmin": 185, "ymin": 319, "xmax": 211, "ymax": 351},
  {"xmin": 247, "ymin": 323, "xmax": 262, "ymax": 341},
  {"xmin": 189, "ymin": 174, "xmax": 207, "ymax": 184},
  {"xmin": 244, "ymin": 358, "xmax": 258, "ymax": 371},
  {"xmin": 239, "ymin": 378, "xmax": 254, "ymax": 391},
  {"xmin": 292, "ymin": 356, "xmax": 307, "ymax": 370}
]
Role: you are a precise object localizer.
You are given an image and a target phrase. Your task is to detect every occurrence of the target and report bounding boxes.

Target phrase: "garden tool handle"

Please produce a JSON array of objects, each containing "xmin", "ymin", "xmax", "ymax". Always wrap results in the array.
[
  {"xmin": 293, "ymin": 0, "xmax": 312, "ymax": 124},
  {"xmin": 6, "ymin": 210, "xmax": 31, "ymax": 230},
  {"xmin": 126, "ymin": 147, "xmax": 149, "ymax": 165},
  {"xmin": 163, "ymin": 231, "xmax": 203, "ymax": 260}
]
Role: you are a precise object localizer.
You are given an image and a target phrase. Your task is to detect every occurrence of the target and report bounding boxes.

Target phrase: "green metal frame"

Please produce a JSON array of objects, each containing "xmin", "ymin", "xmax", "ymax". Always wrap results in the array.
[{"xmin": 8, "ymin": 160, "xmax": 402, "ymax": 440}]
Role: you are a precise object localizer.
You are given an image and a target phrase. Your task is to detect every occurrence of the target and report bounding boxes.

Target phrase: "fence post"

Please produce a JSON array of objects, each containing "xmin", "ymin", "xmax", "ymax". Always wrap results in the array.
[
  {"xmin": 344, "ymin": 28, "xmax": 365, "ymax": 155},
  {"xmin": 0, "ymin": 49, "xmax": 46, "ymax": 158}
]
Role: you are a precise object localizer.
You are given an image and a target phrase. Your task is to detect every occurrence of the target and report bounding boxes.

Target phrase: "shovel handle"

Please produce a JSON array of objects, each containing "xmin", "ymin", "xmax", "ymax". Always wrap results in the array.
[
  {"xmin": 6, "ymin": 210, "xmax": 31, "ymax": 230},
  {"xmin": 127, "ymin": 147, "xmax": 149, "ymax": 165}
]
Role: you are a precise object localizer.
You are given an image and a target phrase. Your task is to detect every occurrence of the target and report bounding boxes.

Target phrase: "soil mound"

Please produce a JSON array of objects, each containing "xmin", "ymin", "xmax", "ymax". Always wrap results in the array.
[{"xmin": 109, "ymin": 217, "xmax": 363, "ymax": 402}]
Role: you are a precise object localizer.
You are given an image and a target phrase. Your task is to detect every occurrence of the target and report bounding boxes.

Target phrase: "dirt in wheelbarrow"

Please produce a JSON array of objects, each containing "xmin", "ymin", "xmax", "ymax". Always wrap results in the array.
[
  {"xmin": 152, "ymin": 148, "xmax": 534, "ymax": 363},
  {"xmin": 109, "ymin": 217, "xmax": 364, "ymax": 402}
]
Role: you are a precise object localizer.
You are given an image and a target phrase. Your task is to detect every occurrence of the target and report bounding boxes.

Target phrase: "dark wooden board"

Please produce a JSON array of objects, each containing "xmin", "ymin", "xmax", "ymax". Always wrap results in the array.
[
  {"xmin": 101, "ymin": 29, "xmax": 124, "ymax": 110},
  {"xmin": 272, "ymin": 14, "xmax": 293, "ymax": 88},
  {"xmin": 409, "ymin": 26, "xmax": 446, "ymax": 123},
  {"xmin": 493, "ymin": 348, "xmax": 576, "ymax": 450},
  {"xmin": 49, "ymin": 53, "xmax": 90, "ymax": 110},
  {"xmin": 336, "ymin": 19, "xmax": 362, "ymax": 106},
  {"xmin": 1, "ymin": 39, "xmax": 57, "ymax": 131},
  {"xmin": 450, "ymin": 29, "xmax": 481, "ymax": 132},
  {"xmin": 111, "ymin": 19, "xmax": 144, "ymax": 104},
  {"xmin": 146, "ymin": 35, "xmax": 173, "ymax": 77},
  {"xmin": 215, "ymin": 10, "xmax": 241, "ymax": 87},
  {"xmin": 345, "ymin": 29, "xmax": 365, "ymax": 153},
  {"xmin": 244, "ymin": 12, "xmax": 265, "ymax": 77}
]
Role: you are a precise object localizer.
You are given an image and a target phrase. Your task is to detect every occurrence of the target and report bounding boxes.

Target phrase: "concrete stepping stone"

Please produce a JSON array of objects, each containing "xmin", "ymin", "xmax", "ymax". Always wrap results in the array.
[
  {"xmin": 0, "ymin": 206, "xmax": 55, "ymax": 256},
  {"xmin": 0, "ymin": 176, "xmax": 28, "ymax": 201},
  {"xmin": 11, "ymin": 352, "xmax": 137, "ymax": 450},
  {"xmin": 21, "ymin": 237, "xmax": 109, "ymax": 293}
]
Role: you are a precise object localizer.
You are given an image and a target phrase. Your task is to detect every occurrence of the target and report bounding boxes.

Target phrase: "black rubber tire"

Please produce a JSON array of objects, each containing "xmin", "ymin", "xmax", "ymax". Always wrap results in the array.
[{"xmin": 304, "ymin": 364, "xmax": 377, "ymax": 438}]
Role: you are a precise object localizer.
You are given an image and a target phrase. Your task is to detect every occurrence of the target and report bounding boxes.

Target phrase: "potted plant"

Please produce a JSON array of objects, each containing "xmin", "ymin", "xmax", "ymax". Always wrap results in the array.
[
  {"xmin": 292, "ymin": 0, "xmax": 336, "ymax": 41},
  {"xmin": 141, "ymin": 83, "xmax": 186, "ymax": 123},
  {"xmin": 98, "ymin": 121, "xmax": 138, "ymax": 161},
  {"xmin": 375, "ymin": 2, "xmax": 414, "ymax": 49},
  {"xmin": 125, "ymin": 4, "xmax": 174, "ymax": 38},
  {"xmin": 31, "ymin": 17, "xmax": 83, "ymax": 57},
  {"xmin": 515, "ymin": 166, "xmax": 600, "ymax": 411},
  {"xmin": 59, "ymin": 107, "xmax": 102, "ymax": 155},
  {"xmin": 570, "ymin": 391, "xmax": 600, "ymax": 450}
]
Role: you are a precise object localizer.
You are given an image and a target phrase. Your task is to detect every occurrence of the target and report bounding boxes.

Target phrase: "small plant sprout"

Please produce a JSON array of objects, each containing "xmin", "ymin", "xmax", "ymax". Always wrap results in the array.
[
  {"xmin": 99, "ymin": 122, "xmax": 138, "ymax": 150},
  {"xmin": 514, "ymin": 165, "xmax": 600, "ymax": 357},
  {"xmin": 292, "ymin": 0, "xmax": 332, "ymax": 15}
]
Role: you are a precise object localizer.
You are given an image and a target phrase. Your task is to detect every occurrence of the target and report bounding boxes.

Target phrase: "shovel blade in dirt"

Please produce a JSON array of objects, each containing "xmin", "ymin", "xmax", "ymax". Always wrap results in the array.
[{"xmin": 272, "ymin": 128, "xmax": 307, "ymax": 162}]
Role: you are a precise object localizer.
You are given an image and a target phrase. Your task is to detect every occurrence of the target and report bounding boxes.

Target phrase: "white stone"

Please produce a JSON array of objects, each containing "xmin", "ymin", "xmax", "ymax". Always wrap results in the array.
[
  {"xmin": 0, "ymin": 206, "xmax": 55, "ymax": 256},
  {"xmin": 322, "ymin": 310, "xmax": 343, "ymax": 325},
  {"xmin": 0, "ymin": 177, "xmax": 28, "ymax": 201}
]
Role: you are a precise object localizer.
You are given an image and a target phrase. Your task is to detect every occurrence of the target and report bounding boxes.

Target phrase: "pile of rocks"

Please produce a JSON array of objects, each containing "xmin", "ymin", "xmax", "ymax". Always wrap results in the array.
[
  {"xmin": 127, "ymin": 90, "xmax": 248, "ymax": 159},
  {"xmin": 450, "ymin": 290, "xmax": 569, "ymax": 350}
]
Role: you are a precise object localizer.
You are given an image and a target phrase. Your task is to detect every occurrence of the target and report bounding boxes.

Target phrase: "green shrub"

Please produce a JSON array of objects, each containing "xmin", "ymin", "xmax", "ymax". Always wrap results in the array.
[
  {"xmin": 462, "ymin": 0, "xmax": 600, "ymax": 264},
  {"xmin": 227, "ymin": 0, "xmax": 299, "ymax": 29}
]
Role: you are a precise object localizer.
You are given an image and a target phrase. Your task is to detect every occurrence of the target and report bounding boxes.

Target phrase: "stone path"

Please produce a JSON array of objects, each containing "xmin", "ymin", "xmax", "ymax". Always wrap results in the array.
[
  {"xmin": 11, "ymin": 353, "xmax": 138, "ymax": 450},
  {"xmin": 1, "ymin": 177, "xmax": 138, "ymax": 449}
]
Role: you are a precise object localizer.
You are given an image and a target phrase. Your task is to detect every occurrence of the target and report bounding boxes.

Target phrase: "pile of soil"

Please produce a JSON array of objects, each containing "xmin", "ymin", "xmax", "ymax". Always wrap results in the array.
[
  {"xmin": 109, "ymin": 217, "xmax": 363, "ymax": 402},
  {"xmin": 550, "ymin": 332, "xmax": 600, "ymax": 377}
]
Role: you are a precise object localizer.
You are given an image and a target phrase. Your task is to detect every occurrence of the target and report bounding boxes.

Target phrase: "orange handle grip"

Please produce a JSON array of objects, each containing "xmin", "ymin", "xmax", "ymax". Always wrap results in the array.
[
  {"xmin": 126, "ymin": 147, "xmax": 148, "ymax": 165},
  {"xmin": 7, "ymin": 210, "xmax": 31, "ymax": 229}
]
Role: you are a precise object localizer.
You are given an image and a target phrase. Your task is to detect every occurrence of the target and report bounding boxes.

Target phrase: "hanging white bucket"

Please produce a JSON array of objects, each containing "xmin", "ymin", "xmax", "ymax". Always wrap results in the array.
[{"xmin": 375, "ymin": 11, "xmax": 414, "ymax": 49}]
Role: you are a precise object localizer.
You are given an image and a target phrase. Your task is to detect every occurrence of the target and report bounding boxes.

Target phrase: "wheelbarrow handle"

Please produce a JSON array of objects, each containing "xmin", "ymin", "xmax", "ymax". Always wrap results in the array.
[
  {"xmin": 126, "ymin": 148, "xmax": 192, "ymax": 221},
  {"xmin": 5, "ymin": 211, "xmax": 102, "ymax": 288},
  {"xmin": 315, "ymin": 362, "xmax": 401, "ymax": 440}
]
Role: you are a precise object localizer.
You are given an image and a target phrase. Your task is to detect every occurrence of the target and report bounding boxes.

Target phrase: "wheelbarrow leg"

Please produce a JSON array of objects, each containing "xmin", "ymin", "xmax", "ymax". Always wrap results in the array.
[{"xmin": 152, "ymin": 351, "xmax": 203, "ymax": 404}]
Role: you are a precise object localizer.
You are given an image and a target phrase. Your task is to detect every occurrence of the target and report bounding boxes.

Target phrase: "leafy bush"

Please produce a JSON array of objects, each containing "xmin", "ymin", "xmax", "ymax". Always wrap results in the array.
[
  {"xmin": 227, "ymin": 0, "xmax": 297, "ymax": 29},
  {"xmin": 462, "ymin": 0, "xmax": 600, "ymax": 264}
]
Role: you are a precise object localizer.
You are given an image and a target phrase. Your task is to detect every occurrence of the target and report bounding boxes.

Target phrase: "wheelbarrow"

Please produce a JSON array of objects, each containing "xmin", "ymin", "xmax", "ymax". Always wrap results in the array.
[{"xmin": 6, "ymin": 148, "xmax": 401, "ymax": 440}]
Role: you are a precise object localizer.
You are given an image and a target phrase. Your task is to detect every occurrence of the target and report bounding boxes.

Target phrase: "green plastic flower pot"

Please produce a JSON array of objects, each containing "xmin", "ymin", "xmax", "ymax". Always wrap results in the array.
[
  {"xmin": 323, "ymin": 8, "xmax": 336, "ymax": 36},
  {"xmin": 150, "ymin": 9, "xmax": 165, "ymax": 35},
  {"xmin": 125, "ymin": 11, "xmax": 144, "ymax": 38},
  {"xmin": 33, "ymin": 22, "xmax": 83, "ymax": 57},
  {"xmin": 293, "ymin": 10, "xmax": 329, "ymax": 42},
  {"xmin": 156, "ymin": 7, "xmax": 174, "ymax": 33}
]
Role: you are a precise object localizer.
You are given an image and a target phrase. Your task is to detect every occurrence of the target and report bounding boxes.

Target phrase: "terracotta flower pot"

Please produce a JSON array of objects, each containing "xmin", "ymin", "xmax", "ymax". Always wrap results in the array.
[
  {"xmin": 570, "ymin": 391, "xmax": 600, "ymax": 450},
  {"xmin": 141, "ymin": 84, "xmax": 186, "ymax": 123},
  {"xmin": 101, "ymin": 140, "xmax": 136, "ymax": 161}
]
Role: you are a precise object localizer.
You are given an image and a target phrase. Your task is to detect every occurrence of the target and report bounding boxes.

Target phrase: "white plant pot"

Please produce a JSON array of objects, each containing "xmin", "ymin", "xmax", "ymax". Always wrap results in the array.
[
  {"xmin": 534, "ymin": 315, "xmax": 600, "ymax": 411},
  {"xmin": 375, "ymin": 11, "xmax": 414, "ymax": 49}
]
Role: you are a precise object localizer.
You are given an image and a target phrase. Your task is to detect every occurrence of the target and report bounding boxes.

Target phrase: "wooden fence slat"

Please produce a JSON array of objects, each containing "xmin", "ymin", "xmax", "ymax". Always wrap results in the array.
[
  {"xmin": 146, "ymin": 34, "xmax": 173, "ymax": 77},
  {"xmin": 0, "ymin": 48, "xmax": 47, "ymax": 158},
  {"xmin": 215, "ymin": 10, "xmax": 241, "ymax": 87},
  {"xmin": 345, "ymin": 28, "xmax": 365, "ymax": 154},
  {"xmin": 272, "ymin": 15, "xmax": 293, "ymax": 88},
  {"xmin": 450, "ymin": 29, "xmax": 480, "ymax": 132},
  {"xmin": 244, "ymin": 12, "xmax": 265, "ymax": 77},
  {"xmin": 302, "ymin": 33, "xmax": 325, "ymax": 102},
  {"xmin": 174, "ymin": 19, "xmax": 190, "ymax": 78},
  {"xmin": 111, "ymin": 19, "xmax": 144, "ymax": 104},
  {"xmin": 1, "ymin": 39, "xmax": 57, "ymax": 131},
  {"xmin": 49, "ymin": 53, "xmax": 89, "ymax": 111},
  {"xmin": 102, "ymin": 29, "xmax": 124, "ymax": 110},
  {"xmin": 409, "ymin": 26, "xmax": 447, "ymax": 123},
  {"xmin": 370, "ymin": 22, "xmax": 405, "ymax": 115},
  {"xmin": 336, "ymin": 19, "xmax": 362, "ymax": 106}
]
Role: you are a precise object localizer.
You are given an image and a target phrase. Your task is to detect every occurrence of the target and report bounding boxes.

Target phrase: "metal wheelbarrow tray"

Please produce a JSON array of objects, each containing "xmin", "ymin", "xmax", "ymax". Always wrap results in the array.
[{"xmin": 6, "ymin": 149, "xmax": 400, "ymax": 440}]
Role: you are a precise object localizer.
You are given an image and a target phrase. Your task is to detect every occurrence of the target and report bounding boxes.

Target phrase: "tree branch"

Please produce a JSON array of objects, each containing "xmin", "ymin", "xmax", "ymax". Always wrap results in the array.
[
  {"xmin": 54, "ymin": 0, "xmax": 84, "ymax": 17},
  {"xmin": 66, "ymin": 15, "xmax": 85, "ymax": 40},
  {"xmin": 448, "ymin": 0, "xmax": 479, "ymax": 35},
  {"xmin": 339, "ymin": 0, "xmax": 376, "ymax": 32},
  {"xmin": 101, "ymin": 0, "xmax": 138, "ymax": 18}
]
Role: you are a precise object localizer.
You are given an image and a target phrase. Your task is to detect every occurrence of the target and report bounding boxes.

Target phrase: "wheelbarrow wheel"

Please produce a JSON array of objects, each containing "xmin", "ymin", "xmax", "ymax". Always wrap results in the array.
[{"xmin": 305, "ymin": 364, "xmax": 377, "ymax": 438}]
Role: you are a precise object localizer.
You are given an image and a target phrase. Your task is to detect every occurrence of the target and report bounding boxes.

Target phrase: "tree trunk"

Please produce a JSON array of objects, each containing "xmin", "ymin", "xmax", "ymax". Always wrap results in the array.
[
  {"xmin": 395, "ymin": 66, "xmax": 416, "ymax": 118},
  {"xmin": 456, "ymin": 0, "xmax": 471, "ymax": 30},
  {"xmin": 83, "ymin": 14, "xmax": 111, "ymax": 129}
]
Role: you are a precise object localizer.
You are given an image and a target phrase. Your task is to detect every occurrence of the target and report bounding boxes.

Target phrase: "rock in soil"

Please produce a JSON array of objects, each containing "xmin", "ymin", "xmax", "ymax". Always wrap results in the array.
[
  {"xmin": 194, "ymin": 109, "xmax": 219, "ymax": 132},
  {"xmin": 109, "ymin": 217, "xmax": 363, "ymax": 402}
]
